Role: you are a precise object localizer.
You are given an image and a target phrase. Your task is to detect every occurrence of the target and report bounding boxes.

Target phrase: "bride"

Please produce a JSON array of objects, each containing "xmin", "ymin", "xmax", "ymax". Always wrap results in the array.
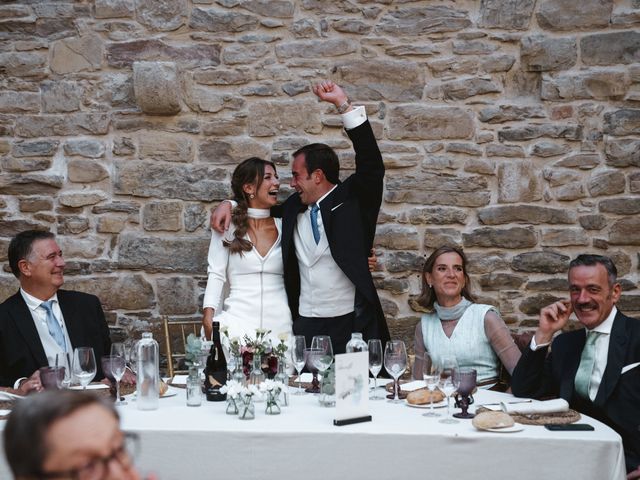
[{"xmin": 201, "ymin": 157, "xmax": 292, "ymax": 344}]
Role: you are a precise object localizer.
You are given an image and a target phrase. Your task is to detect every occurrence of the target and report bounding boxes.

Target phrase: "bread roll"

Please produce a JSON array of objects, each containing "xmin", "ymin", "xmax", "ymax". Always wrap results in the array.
[
  {"xmin": 406, "ymin": 388, "xmax": 445, "ymax": 405},
  {"xmin": 159, "ymin": 380, "xmax": 169, "ymax": 396},
  {"xmin": 472, "ymin": 411, "xmax": 515, "ymax": 430}
]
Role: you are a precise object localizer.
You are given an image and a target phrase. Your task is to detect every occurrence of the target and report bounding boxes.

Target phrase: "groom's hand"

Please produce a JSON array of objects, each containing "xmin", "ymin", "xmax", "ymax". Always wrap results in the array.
[{"xmin": 210, "ymin": 200, "xmax": 233, "ymax": 233}]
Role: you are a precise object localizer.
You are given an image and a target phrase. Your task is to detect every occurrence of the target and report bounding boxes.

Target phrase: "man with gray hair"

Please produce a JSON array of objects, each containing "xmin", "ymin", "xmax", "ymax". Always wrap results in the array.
[
  {"xmin": 511, "ymin": 254, "xmax": 640, "ymax": 478},
  {"xmin": 0, "ymin": 230, "xmax": 111, "ymax": 389},
  {"xmin": 4, "ymin": 391, "xmax": 149, "ymax": 480}
]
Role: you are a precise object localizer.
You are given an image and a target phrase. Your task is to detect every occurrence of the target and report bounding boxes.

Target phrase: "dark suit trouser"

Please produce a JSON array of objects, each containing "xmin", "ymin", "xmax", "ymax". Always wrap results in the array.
[{"xmin": 293, "ymin": 312, "xmax": 355, "ymax": 355}]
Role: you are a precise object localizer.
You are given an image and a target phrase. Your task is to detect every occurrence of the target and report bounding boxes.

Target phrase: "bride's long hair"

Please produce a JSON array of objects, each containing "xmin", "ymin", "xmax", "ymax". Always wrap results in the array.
[{"xmin": 223, "ymin": 157, "xmax": 277, "ymax": 254}]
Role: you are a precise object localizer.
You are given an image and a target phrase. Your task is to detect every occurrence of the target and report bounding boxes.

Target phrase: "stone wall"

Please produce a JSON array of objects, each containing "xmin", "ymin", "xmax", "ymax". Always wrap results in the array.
[{"xmin": 1, "ymin": 0, "xmax": 639, "ymax": 353}]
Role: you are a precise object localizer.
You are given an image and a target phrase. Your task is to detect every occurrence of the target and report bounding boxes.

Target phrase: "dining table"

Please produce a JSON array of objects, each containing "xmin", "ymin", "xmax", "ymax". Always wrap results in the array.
[{"xmin": 0, "ymin": 383, "xmax": 627, "ymax": 480}]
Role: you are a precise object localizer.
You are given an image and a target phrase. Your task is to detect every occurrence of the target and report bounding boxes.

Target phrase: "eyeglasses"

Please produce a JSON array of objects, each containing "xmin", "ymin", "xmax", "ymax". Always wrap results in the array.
[{"xmin": 37, "ymin": 432, "xmax": 140, "ymax": 480}]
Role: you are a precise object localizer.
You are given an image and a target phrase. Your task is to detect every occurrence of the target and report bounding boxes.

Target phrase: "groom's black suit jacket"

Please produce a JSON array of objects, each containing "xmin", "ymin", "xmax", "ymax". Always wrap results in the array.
[
  {"xmin": 0, "ymin": 289, "xmax": 112, "ymax": 386},
  {"xmin": 272, "ymin": 119, "xmax": 390, "ymax": 348},
  {"xmin": 511, "ymin": 310, "xmax": 640, "ymax": 472}
]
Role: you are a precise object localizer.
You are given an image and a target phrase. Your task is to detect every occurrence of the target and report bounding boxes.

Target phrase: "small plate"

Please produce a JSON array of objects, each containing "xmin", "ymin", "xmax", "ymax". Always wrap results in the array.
[
  {"xmin": 405, "ymin": 400, "xmax": 447, "ymax": 409},
  {"xmin": 482, "ymin": 425, "xmax": 524, "ymax": 433},
  {"xmin": 160, "ymin": 386, "xmax": 178, "ymax": 398}
]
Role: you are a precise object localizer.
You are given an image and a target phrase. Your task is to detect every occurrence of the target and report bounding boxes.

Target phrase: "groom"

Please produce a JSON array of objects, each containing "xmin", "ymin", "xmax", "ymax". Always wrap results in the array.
[{"xmin": 211, "ymin": 80, "xmax": 390, "ymax": 354}]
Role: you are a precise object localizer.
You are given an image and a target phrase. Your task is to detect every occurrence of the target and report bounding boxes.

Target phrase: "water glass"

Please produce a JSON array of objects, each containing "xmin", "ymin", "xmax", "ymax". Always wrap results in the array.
[
  {"xmin": 438, "ymin": 355, "xmax": 460, "ymax": 424},
  {"xmin": 186, "ymin": 374, "xmax": 202, "ymax": 407},
  {"xmin": 291, "ymin": 335, "xmax": 306, "ymax": 395},
  {"xmin": 72, "ymin": 347, "xmax": 97, "ymax": 390},
  {"xmin": 368, "ymin": 339, "xmax": 383, "ymax": 400},
  {"xmin": 384, "ymin": 340, "xmax": 407, "ymax": 403},
  {"xmin": 40, "ymin": 366, "xmax": 64, "ymax": 390},
  {"xmin": 422, "ymin": 352, "xmax": 441, "ymax": 417}
]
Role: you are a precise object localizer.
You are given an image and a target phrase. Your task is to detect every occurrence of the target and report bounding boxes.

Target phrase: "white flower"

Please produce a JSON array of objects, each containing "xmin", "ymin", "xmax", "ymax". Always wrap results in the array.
[
  {"xmin": 230, "ymin": 336, "xmax": 241, "ymax": 344},
  {"xmin": 221, "ymin": 380, "xmax": 243, "ymax": 397},
  {"xmin": 220, "ymin": 326, "xmax": 229, "ymax": 335},
  {"xmin": 244, "ymin": 384, "xmax": 260, "ymax": 396},
  {"xmin": 259, "ymin": 379, "xmax": 281, "ymax": 393},
  {"xmin": 277, "ymin": 332, "xmax": 289, "ymax": 342},
  {"xmin": 255, "ymin": 328, "xmax": 269, "ymax": 335}
]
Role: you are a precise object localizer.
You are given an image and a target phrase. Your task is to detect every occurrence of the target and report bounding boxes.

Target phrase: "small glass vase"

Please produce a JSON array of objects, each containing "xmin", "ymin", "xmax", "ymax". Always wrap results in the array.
[
  {"xmin": 226, "ymin": 395, "xmax": 239, "ymax": 415},
  {"xmin": 232, "ymin": 354, "xmax": 246, "ymax": 385},
  {"xmin": 249, "ymin": 354, "xmax": 265, "ymax": 402},
  {"xmin": 238, "ymin": 395, "xmax": 255, "ymax": 420},
  {"xmin": 265, "ymin": 390, "xmax": 281, "ymax": 415},
  {"xmin": 274, "ymin": 357, "xmax": 289, "ymax": 407}
]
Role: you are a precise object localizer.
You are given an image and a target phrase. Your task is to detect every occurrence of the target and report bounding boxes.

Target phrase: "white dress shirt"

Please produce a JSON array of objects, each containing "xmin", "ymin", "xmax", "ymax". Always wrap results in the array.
[{"xmin": 14, "ymin": 289, "xmax": 73, "ymax": 388}]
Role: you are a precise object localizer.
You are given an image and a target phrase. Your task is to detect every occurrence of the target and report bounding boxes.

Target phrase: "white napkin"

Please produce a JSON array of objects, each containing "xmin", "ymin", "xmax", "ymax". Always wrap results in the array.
[
  {"xmin": 170, "ymin": 374, "xmax": 188, "ymax": 386},
  {"xmin": 0, "ymin": 391, "xmax": 23, "ymax": 401},
  {"xmin": 501, "ymin": 398, "xmax": 569, "ymax": 414},
  {"xmin": 400, "ymin": 380, "xmax": 428, "ymax": 392},
  {"xmin": 0, "ymin": 410, "xmax": 11, "ymax": 416}
]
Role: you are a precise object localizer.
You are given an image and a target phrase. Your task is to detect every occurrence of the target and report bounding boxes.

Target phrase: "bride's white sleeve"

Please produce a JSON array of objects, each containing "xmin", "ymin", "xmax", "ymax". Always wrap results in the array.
[{"xmin": 202, "ymin": 227, "xmax": 231, "ymax": 310}]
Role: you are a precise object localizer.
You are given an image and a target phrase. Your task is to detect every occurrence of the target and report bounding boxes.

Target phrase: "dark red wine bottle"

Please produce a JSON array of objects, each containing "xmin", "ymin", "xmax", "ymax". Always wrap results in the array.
[{"xmin": 204, "ymin": 321, "xmax": 227, "ymax": 401}]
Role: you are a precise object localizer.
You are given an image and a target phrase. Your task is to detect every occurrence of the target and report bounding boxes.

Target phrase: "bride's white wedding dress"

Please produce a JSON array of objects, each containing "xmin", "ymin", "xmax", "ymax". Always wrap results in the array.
[{"xmin": 203, "ymin": 210, "xmax": 293, "ymax": 344}]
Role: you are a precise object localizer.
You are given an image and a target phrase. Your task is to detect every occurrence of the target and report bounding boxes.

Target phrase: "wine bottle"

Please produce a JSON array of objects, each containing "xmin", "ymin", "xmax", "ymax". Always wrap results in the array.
[{"xmin": 204, "ymin": 321, "xmax": 227, "ymax": 401}]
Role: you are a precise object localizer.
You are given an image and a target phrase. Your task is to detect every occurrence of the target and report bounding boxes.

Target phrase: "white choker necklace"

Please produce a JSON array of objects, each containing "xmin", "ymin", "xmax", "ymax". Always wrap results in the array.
[{"xmin": 247, "ymin": 208, "xmax": 270, "ymax": 219}]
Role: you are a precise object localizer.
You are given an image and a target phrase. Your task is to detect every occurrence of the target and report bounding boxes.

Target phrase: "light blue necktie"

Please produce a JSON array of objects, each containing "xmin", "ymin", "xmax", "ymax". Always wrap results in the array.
[
  {"xmin": 41, "ymin": 300, "xmax": 66, "ymax": 352},
  {"xmin": 574, "ymin": 330, "xmax": 599, "ymax": 399},
  {"xmin": 310, "ymin": 204, "xmax": 320, "ymax": 244}
]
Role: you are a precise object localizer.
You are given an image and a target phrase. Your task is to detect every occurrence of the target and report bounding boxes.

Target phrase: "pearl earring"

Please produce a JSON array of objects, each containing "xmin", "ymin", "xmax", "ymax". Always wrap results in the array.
[{"xmin": 250, "ymin": 194, "xmax": 255, "ymax": 199}]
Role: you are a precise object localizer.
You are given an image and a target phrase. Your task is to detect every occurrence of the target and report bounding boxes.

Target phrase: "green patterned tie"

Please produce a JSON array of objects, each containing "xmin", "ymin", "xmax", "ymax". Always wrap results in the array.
[{"xmin": 574, "ymin": 331, "xmax": 599, "ymax": 399}]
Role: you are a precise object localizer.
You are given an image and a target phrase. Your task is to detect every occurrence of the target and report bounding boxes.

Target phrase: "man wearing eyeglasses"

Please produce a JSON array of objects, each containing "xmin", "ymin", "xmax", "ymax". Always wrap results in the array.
[{"xmin": 4, "ymin": 390, "xmax": 152, "ymax": 480}]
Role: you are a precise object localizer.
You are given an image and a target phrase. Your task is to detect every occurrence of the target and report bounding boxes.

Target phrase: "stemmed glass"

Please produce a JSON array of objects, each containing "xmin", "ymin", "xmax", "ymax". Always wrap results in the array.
[
  {"xmin": 126, "ymin": 342, "xmax": 138, "ymax": 376},
  {"xmin": 453, "ymin": 368, "xmax": 477, "ymax": 419},
  {"xmin": 304, "ymin": 348, "xmax": 321, "ymax": 393},
  {"xmin": 422, "ymin": 352, "xmax": 441, "ymax": 417},
  {"xmin": 368, "ymin": 339, "xmax": 383, "ymax": 400},
  {"xmin": 291, "ymin": 335, "xmax": 306, "ymax": 395},
  {"xmin": 438, "ymin": 355, "xmax": 461, "ymax": 424},
  {"xmin": 310, "ymin": 335, "xmax": 334, "ymax": 406},
  {"xmin": 104, "ymin": 355, "xmax": 127, "ymax": 406},
  {"xmin": 384, "ymin": 340, "xmax": 407, "ymax": 403},
  {"xmin": 55, "ymin": 352, "xmax": 72, "ymax": 389},
  {"xmin": 72, "ymin": 347, "xmax": 97, "ymax": 390}
]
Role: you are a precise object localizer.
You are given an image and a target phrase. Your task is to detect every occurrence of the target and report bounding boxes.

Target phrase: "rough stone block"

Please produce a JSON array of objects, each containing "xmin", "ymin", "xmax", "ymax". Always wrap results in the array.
[
  {"xmin": 587, "ymin": 170, "xmax": 626, "ymax": 197},
  {"xmin": 95, "ymin": 0, "xmax": 134, "ymax": 18},
  {"xmin": 57, "ymin": 216, "xmax": 90, "ymax": 235},
  {"xmin": 117, "ymin": 234, "xmax": 210, "ymax": 273},
  {"xmin": 428, "ymin": 57, "xmax": 479, "ymax": 77},
  {"xmin": 403, "ymin": 207, "xmax": 467, "ymax": 225},
  {"xmin": 604, "ymin": 109, "xmax": 640, "ymax": 136},
  {"xmin": 2, "ymin": 156, "xmax": 51, "ymax": 172},
  {"xmin": 184, "ymin": 203, "xmax": 207, "ymax": 232},
  {"xmin": 478, "ymin": 205, "xmax": 575, "ymax": 225},
  {"xmin": 97, "ymin": 216, "xmax": 126, "ymax": 233},
  {"xmin": 520, "ymin": 35, "xmax": 577, "ymax": 71},
  {"xmin": 630, "ymin": 172, "xmax": 640, "ymax": 193},
  {"xmin": 579, "ymin": 214, "xmax": 607, "ymax": 231},
  {"xmin": 536, "ymin": 0, "xmax": 612, "ymax": 30},
  {"xmin": 189, "ymin": 7, "xmax": 259, "ymax": 32},
  {"xmin": 64, "ymin": 139, "xmax": 106, "ymax": 159},
  {"xmin": 498, "ymin": 124, "xmax": 582, "ymax": 142},
  {"xmin": 478, "ymin": 104, "xmax": 546, "ymax": 124},
  {"xmin": 198, "ymin": 138, "xmax": 268, "ymax": 165},
  {"xmin": 466, "ymin": 251, "xmax": 510, "ymax": 274},
  {"xmin": 462, "ymin": 227, "xmax": 537, "ymax": 249},
  {"xmin": 0, "ymin": 219, "xmax": 49, "ymax": 237},
  {"xmin": 0, "ymin": 52, "xmax": 47, "ymax": 77},
  {"xmin": 275, "ymin": 38, "xmax": 357, "ymax": 58},
  {"xmin": 385, "ymin": 173, "xmax": 490, "ymax": 207},
  {"xmin": 519, "ymin": 293, "xmax": 563, "ymax": 315},
  {"xmin": 19, "ymin": 197, "xmax": 53, "ymax": 213},
  {"xmin": 248, "ymin": 101, "xmax": 321, "ymax": 137},
  {"xmin": 479, "ymin": 273, "xmax": 526, "ymax": 290},
  {"xmin": 0, "ymin": 174, "xmax": 63, "ymax": 195},
  {"xmin": 423, "ymin": 228, "xmax": 462, "ymax": 248},
  {"xmin": 115, "ymin": 161, "xmax": 228, "ymax": 201},
  {"xmin": 66, "ymin": 275, "xmax": 154, "ymax": 310},
  {"xmin": 541, "ymin": 70, "xmax": 630, "ymax": 101},
  {"xmin": 541, "ymin": 228, "xmax": 589, "ymax": 246},
  {"xmin": 485, "ymin": 144, "xmax": 524, "ymax": 157},
  {"xmin": 133, "ymin": 61, "xmax": 181, "ymax": 115},
  {"xmin": 59, "ymin": 192, "xmax": 107, "ymax": 208},
  {"xmin": 581, "ymin": 31, "xmax": 640, "ymax": 66},
  {"xmin": 609, "ymin": 217, "xmax": 640, "ymax": 245},
  {"xmin": 56, "ymin": 235, "xmax": 105, "ymax": 259},
  {"xmin": 332, "ymin": 18, "xmax": 372, "ymax": 34},
  {"xmin": 333, "ymin": 59, "xmax": 424, "ymax": 101},
  {"xmin": 512, "ymin": 251, "xmax": 570, "ymax": 273},
  {"xmin": 106, "ymin": 40, "xmax": 221, "ymax": 69},
  {"xmin": 605, "ymin": 138, "xmax": 640, "ymax": 167},
  {"xmin": 478, "ymin": 0, "xmax": 535, "ymax": 29},
  {"xmin": 223, "ymin": 43, "xmax": 270, "ymax": 65},
  {"xmin": 50, "ymin": 35, "xmax": 103, "ymax": 74},
  {"xmin": 526, "ymin": 278, "xmax": 568, "ymax": 291},
  {"xmin": 464, "ymin": 158, "xmax": 495, "ymax": 175},
  {"xmin": 498, "ymin": 160, "xmax": 542, "ymax": 203},
  {"xmin": 68, "ymin": 160, "xmax": 110, "ymax": 183},
  {"xmin": 41, "ymin": 80, "xmax": 82, "ymax": 113},
  {"xmin": 142, "ymin": 201, "xmax": 182, "ymax": 231},
  {"xmin": 442, "ymin": 77, "xmax": 501, "ymax": 100},
  {"xmin": 12, "ymin": 140, "xmax": 59, "ymax": 157},
  {"xmin": 375, "ymin": 5, "xmax": 471, "ymax": 36},
  {"xmin": 374, "ymin": 225, "xmax": 420, "ymax": 249},
  {"xmin": 552, "ymin": 154, "xmax": 600, "ymax": 169},
  {"xmin": 599, "ymin": 198, "xmax": 640, "ymax": 215},
  {"xmin": 15, "ymin": 114, "xmax": 110, "ymax": 138},
  {"xmin": 202, "ymin": 117, "xmax": 247, "ymax": 136},
  {"xmin": 139, "ymin": 134, "xmax": 193, "ymax": 163},
  {"xmin": 480, "ymin": 54, "xmax": 516, "ymax": 73},
  {"xmin": 135, "ymin": 0, "xmax": 186, "ymax": 31},
  {"xmin": 530, "ymin": 141, "xmax": 570, "ymax": 158},
  {"xmin": 157, "ymin": 277, "xmax": 198, "ymax": 315},
  {"xmin": 0, "ymin": 91, "xmax": 40, "ymax": 113},
  {"xmin": 542, "ymin": 168, "xmax": 581, "ymax": 187},
  {"xmin": 551, "ymin": 182, "xmax": 586, "ymax": 201},
  {"xmin": 0, "ymin": 276, "xmax": 19, "ymax": 303},
  {"xmin": 388, "ymin": 106, "xmax": 474, "ymax": 140},
  {"xmin": 384, "ymin": 251, "xmax": 424, "ymax": 273}
]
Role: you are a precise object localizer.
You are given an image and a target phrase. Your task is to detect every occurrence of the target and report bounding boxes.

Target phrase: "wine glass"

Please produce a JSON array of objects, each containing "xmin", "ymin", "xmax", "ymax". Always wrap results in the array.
[
  {"xmin": 126, "ymin": 342, "xmax": 138, "ymax": 376},
  {"xmin": 422, "ymin": 352, "xmax": 441, "ymax": 417},
  {"xmin": 304, "ymin": 347, "xmax": 321, "ymax": 393},
  {"xmin": 384, "ymin": 340, "xmax": 407, "ymax": 403},
  {"xmin": 310, "ymin": 336, "xmax": 334, "ymax": 406},
  {"xmin": 367, "ymin": 339, "xmax": 383, "ymax": 400},
  {"xmin": 291, "ymin": 335, "xmax": 306, "ymax": 395},
  {"xmin": 453, "ymin": 368, "xmax": 477, "ymax": 419},
  {"xmin": 438, "ymin": 355, "xmax": 460, "ymax": 424},
  {"xmin": 104, "ymin": 355, "xmax": 127, "ymax": 406},
  {"xmin": 55, "ymin": 352, "xmax": 72, "ymax": 389},
  {"xmin": 72, "ymin": 347, "xmax": 97, "ymax": 390}
]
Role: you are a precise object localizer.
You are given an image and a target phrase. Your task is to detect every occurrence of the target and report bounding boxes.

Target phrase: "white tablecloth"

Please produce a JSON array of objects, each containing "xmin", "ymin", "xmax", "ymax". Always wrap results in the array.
[{"xmin": 0, "ymin": 388, "xmax": 627, "ymax": 480}]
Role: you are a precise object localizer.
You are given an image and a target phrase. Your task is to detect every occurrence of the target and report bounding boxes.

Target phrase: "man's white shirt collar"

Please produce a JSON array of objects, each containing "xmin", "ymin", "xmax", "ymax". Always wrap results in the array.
[
  {"xmin": 308, "ymin": 184, "xmax": 338, "ymax": 211},
  {"xmin": 20, "ymin": 288, "xmax": 58, "ymax": 311},
  {"xmin": 588, "ymin": 306, "xmax": 617, "ymax": 336}
]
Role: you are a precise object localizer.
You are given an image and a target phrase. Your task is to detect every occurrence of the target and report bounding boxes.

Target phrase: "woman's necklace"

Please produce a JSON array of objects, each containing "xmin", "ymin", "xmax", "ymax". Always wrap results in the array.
[{"xmin": 247, "ymin": 208, "xmax": 270, "ymax": 219}]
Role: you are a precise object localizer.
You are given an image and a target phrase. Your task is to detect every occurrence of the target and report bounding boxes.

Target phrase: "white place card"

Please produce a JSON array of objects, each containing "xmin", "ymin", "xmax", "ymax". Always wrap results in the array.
[{"xmin": 334, "ymin": 351, "xmax": 371, "ymax": 425}]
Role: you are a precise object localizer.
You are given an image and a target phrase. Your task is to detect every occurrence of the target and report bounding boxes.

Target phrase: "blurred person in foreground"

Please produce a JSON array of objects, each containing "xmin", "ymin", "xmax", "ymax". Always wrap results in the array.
[
  {"xmin": 511, "ymin": 254, "xmax": 640, "ymax": 479},
  {"xmin": 0, "ymin": 230, "xmax": 112, "ymax": 390},
  {"xmin": 413, "ymin": 245, "xmax": 521, "ymax": 387},
  {"xmin": 4, "ymin": 390, "xmax": 154, "ymax": 480}
]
